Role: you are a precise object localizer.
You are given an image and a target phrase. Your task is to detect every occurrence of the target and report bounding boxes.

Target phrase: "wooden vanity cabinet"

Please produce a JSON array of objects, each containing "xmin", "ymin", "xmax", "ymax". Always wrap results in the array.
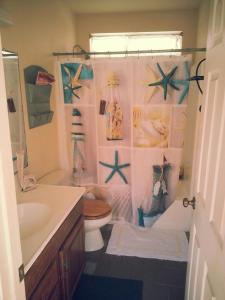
[
  {"xmin": 25, "ymin": 199, "xmax": 85, "ymax": 300},
  {"xmin": 29, "ymin": 260, "xmax": 61, "ymax": 300},
  {"xmin": 59, "ymin": 216, "xmax": 85, "ymax": 299}
]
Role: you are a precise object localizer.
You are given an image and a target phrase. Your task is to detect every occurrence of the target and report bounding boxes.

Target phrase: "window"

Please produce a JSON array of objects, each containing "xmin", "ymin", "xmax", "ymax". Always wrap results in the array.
[{"xmin": 89, "ymin": 32, "xmax": 182, "ymax": 57}]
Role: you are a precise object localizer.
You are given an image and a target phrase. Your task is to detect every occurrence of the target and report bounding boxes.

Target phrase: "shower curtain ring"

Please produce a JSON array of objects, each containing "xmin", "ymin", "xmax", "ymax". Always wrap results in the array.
[
  {"xmin": 72, "ymin": 45, "xmax": 75, "ymax": 58},
  {"xmin": 163, "ymin": 154, "xmax": 167, "ymax": 164},
  {"xmin": 151, "ymin": 51, "xmax": 154, "ymax": 59}
]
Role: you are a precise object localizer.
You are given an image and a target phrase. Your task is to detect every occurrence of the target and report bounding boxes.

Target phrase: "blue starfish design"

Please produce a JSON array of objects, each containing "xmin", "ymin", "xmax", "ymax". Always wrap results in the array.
[
  {"xmin": 64, "ymin": 83, "xmax": 82, "ymax": 99},
  {"xmin": 172, "ymin": 61, "xmax": 204, "ymax": 104},
  {"xmin": 171, "ymin": 61, "xmax": 190, "ymax": 104},
  {"xmin": 99, "ymin": 150, "xmax": 130, "ymax": 184},
  {"xmin": 148, "ymin": 63, "xmax": 179, "ymax": 100},
  {"xmin": 63, "ymin": 65, "xmax": 82, "ymax": 99}
]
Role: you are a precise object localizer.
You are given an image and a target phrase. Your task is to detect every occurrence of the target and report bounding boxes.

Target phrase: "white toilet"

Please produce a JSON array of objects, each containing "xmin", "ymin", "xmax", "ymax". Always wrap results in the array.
[
  {"xmin": 38, "ymin": 170, "xmax": 112, "ymax": 252},
  {"xmin": 83, "ymin": 199, "xmax": 112, "ymax": 252}
]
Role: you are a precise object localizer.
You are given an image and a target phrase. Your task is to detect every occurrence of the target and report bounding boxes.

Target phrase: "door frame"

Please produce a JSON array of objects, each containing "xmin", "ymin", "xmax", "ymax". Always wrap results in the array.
[{"xmin": 0, "ymin": 34, "xmax": 26, "ymax": 299}]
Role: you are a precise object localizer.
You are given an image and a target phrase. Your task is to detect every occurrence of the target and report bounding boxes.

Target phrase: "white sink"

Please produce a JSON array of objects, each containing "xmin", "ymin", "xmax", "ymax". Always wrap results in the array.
[{"xmin": 17, "ymin": 202, "xmax": 51, "ymax": 239}]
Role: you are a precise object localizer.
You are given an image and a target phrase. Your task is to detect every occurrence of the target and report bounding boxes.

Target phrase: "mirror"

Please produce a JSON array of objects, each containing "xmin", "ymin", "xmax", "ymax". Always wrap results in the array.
[{"xmin": 3, "ymin": 49, "xmax": 28, "ymax": 172}]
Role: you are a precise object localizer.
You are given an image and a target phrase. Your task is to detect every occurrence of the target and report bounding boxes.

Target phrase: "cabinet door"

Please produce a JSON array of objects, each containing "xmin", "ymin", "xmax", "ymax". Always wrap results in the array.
[
  {"xmin": 49, "ymin": 283, "xmax": 61, "ymax": 300},
  {"xmin": 59, "ymin": 217, "xmax": 85, "ymax": 300},
  {"xmin": 30, "ymin": 260, "xmax": 61, "ymax": 300}
]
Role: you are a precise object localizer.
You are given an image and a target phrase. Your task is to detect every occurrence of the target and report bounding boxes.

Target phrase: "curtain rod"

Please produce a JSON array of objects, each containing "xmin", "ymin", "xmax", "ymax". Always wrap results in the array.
[{"xmin": 52, "ymin": 47, "xmax": 206, "ymax": 57}]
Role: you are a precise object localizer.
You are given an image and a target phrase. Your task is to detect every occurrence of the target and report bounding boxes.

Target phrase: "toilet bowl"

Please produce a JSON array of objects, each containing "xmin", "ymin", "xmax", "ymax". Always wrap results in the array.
[
  {"xmin": 83, "ymin": 199, "xmax": 112, "ymax": 252},
  {"xmin": 38, "ymin": 170, "xmax": 112, "ymax": 251}
]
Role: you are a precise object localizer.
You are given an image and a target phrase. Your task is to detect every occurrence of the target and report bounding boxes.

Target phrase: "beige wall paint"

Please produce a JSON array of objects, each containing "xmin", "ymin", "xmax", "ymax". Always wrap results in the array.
[
  {"xmin": 196, "ymin": 0, "xmax": 211, "ymax": 50},
  {"xmin": 1, "ymin": 0, "xmax": 76, "ymax": 178},
  {"xmin": 75, "ymin": 9, "xmax": 198, "ymax": 51},
  {"xmin": 180, "ymin": 0, "xmax": 210, "ymax": 196}
]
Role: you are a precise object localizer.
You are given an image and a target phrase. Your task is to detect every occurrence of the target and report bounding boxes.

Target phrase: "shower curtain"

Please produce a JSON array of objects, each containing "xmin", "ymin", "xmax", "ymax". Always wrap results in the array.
[{"xmin": 58, "ymin": 55, "xmax": 191, "ymax": 224}]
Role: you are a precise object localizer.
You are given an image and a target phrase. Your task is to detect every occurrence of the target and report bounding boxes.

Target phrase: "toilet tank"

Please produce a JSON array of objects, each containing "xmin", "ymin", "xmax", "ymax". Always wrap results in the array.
[{"xmin": 38, "ymin": 170, "xmax": 71, "ymax": 186}]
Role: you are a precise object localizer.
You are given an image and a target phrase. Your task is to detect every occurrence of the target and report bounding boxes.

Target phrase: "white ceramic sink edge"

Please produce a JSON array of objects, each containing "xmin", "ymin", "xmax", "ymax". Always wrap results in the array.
[{"xmin": 17, "ymin": 202, "xmax": 51, "ymax": 239}]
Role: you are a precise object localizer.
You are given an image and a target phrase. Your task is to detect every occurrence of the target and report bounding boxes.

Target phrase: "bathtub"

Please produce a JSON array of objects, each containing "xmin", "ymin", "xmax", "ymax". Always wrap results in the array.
[
  {"xmin": 39, "ymin": 170, "xmax": 193, "ymax": 230},
  {"xmin": 38, "ymin": 169, "xmax": 74, "ymax": 186},
  {"xmin": 152, "ymin": 199, "xmax": 193, "ymax": 231}
]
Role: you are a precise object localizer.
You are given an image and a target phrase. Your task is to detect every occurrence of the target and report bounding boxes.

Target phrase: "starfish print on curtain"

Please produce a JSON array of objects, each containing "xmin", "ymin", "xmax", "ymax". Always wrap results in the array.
[
  {"xmin": 71, "ymin": 64, "xmax": 90, "ymax": 92},
  {"xmin": 61, "ymin": 63, "xmax": 92, "ymax": 103},
  {"xmin": 148, "ymin": 63, "xmax": 179, "ymax": 100},
  {"xmin": 143, "ymin": 64, "xmax": 162, "ymax": 103},
  {"xmin": 99, "ymin": 150, "xmax": 130, "ymax": 184},
  {"xmin": 171, "ymin": 61, "xmax": 204, "ymax": 104},
  {"xmin": 62, "ymin": 64, "xmax": 82, "ymax": 100},
  {"xmin": 171, "ymin": 61, "xmax": 190, "ymax": 104}
]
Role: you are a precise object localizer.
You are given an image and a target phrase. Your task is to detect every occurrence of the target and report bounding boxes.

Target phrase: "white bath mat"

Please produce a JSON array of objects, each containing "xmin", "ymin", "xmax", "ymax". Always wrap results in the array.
[{"xmin": 106, "ymin": 222, "xmax": 188, "ymax": 262}]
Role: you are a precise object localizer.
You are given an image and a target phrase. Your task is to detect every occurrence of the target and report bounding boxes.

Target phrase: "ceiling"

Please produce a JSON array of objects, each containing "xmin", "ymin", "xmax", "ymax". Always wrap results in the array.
[{"xmin": 67, "ymin": 0, "xmax": 202, "ymax": 14}]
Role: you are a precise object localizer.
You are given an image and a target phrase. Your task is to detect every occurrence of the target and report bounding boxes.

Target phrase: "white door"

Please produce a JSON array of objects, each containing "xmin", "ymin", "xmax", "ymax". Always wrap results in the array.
[
  {"xmin": 185, "ymin": 1, "xmax": 225, "ymax": 299},
  {"xmin": 0, "ymin": 35, "xmax": 26, "ymax": 299}
]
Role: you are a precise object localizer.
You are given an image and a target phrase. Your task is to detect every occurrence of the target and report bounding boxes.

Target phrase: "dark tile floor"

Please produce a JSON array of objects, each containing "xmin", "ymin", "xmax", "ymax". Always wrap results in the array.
[{"xmin": 83, "ymin": 224, "xmax": 187, "ymax": 300}]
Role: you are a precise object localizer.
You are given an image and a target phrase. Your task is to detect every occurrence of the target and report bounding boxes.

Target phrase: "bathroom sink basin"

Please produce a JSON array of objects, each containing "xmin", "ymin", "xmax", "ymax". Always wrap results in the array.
[{"xmin": 17, "ymin": 202, "xmax": 51, "ymax": 239}]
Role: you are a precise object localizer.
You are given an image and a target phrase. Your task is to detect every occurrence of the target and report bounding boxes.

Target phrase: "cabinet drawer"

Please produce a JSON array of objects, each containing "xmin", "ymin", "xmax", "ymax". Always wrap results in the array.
[{"xmin": 30, "ymin": 260, "xmax": 60, "ymax": 300}]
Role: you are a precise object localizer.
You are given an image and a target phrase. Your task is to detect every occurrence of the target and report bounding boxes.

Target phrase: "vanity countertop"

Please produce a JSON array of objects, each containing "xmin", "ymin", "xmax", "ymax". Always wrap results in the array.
[{"xmin": 17, "ymin": 184, "xmax": 85, "ymax": 273}]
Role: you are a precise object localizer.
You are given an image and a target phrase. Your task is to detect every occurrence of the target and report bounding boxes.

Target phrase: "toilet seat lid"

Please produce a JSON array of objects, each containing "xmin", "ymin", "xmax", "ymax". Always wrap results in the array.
[{"xmin": 83, "ymin": 199, "xmax": 111, "ymax": 220}]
